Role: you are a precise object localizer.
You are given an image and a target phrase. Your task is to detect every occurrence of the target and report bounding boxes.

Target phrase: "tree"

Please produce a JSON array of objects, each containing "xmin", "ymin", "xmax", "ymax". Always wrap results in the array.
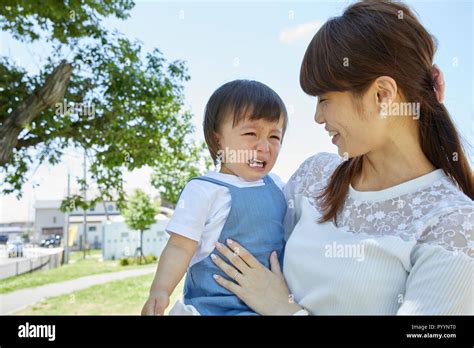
[
  {"xmin": 151, "ymin": 141, "xmax": 213, "ymax": 205},
  {"xmin": 122, "ymin": 189, "xmax": 158, "ymax": 264},
  {"xmin": 0, "ymin": 1, "xmax": 205, "ymax": 210}
]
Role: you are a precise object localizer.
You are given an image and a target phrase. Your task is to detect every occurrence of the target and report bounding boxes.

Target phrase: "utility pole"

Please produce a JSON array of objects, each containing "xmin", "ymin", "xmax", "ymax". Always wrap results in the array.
[
  {"xmin": 83, "ymin": 150, "xmax": 87, "ymax": 259},
  {"xmin": 64, "ymin": 171, "xmax": 70, "ymax": 264}
]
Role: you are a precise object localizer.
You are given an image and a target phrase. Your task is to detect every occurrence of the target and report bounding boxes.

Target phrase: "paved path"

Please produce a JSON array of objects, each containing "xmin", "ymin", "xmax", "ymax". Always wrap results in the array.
[{"xmin": 0, "ymin": 266, "xmax": 156, "ymax": 314}]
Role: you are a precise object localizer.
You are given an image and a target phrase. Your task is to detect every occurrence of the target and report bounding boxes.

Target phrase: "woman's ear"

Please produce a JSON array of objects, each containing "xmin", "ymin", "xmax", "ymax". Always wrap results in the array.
[{"xmin": 374, "ymin": 76, "xmax": 398, "ymax": 105}]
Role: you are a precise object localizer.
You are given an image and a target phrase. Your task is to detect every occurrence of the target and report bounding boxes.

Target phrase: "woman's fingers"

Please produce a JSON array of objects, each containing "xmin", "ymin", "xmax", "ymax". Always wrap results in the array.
[
  {"xmin": 211, "ymin": 253, "xmax": 245, "ymax": 284},
  {"xmin": 213, "ymin": 273, "xmax": 242, "ymax": 296},
  {"xmin": 214, "ymin": 241, "xmax": 252, "ymax": 273},
  {"xmin": 223, "ymin": 239, "xmax": 261, "ymax": 269},
  {"xmin": 269, "ymin": 251, "xmax": 282, "ymax": 276}
]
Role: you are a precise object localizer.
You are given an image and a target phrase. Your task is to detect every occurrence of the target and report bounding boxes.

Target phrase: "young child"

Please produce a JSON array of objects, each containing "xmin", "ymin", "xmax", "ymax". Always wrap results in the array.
[{"xmin": 141, "ymin": 80, "xmax": 288, "ymax": 315}]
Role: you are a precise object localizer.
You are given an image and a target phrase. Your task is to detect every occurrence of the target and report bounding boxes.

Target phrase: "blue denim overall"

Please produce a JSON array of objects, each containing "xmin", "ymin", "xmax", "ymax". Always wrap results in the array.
[{"xmin": 182, "ymin": 174, "xmax": 287, "ymax": 315}]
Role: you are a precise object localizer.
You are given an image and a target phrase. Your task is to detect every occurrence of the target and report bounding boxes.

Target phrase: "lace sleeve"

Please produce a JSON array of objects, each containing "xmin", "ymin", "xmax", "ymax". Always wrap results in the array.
[
  {"xmin": 283, "ymin": 152, "xmax": 341, "ymax": 240},
  {"xmin": 288, "ymin": 152, "xmax": 342, "ymax": 197},
  {"xmin": 396, "ymin": 206, "xmax": 474, "ymax": 314},
  {"xmin": 417, "ymin": 206, "xmax": 473, "ymax": 257}
]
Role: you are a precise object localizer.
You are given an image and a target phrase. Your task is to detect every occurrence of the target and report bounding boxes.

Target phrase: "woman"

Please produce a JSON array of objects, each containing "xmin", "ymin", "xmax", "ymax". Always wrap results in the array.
[{"xmin": 210, "ymin": 0, "xmax": 473, "ymax": 315}]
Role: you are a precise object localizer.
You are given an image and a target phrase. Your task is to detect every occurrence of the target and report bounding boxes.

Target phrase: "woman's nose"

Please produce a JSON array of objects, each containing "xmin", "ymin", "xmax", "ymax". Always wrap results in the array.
[{"xmin": 315, "ymin": 108, "xmax": 325, "ymax": 124}]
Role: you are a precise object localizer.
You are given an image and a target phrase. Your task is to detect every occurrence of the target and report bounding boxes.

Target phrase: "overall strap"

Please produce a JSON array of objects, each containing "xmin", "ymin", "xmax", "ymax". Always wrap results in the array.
[
  {"xmin": 176, "ymin": 176, "xmax": 234, "ymax": 203},
  {"xmin": 188, "ymin": 176, "xmax": 233, "ymax": 188},
  {"xmin": 263, "ymin": 174, "xmax": 276, "ymax": 186}
]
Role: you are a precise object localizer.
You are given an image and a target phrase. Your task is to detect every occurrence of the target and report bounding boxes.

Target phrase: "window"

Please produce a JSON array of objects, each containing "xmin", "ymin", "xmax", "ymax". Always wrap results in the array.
[
  {"xmin": 89, "ymin": 226, "xmax": 96, "ymax": 232},
  {"xmin": 108, "ymin": 204, "xmax": 114, "ymax": 211},
  {"xmin": 89, "ymin": 206, "xmax": 95, "ymax": 212},
  {"xmin": 53, "ymin": 217, "xmax": 57, "ymax": 224}
]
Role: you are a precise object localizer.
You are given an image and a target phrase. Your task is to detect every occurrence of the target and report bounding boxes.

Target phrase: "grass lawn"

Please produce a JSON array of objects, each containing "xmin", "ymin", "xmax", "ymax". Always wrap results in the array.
[
  {"xmin": 0, "ymin": 249, "xmax": 157, "ymax": 294},
  {"xmin": 15, "ymin": 273, "xmax": 185, "ymax": 315}
]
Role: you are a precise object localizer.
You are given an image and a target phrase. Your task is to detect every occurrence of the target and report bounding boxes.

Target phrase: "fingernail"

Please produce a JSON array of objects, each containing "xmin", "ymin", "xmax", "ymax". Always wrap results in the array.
[
  {"xmin": 226, "ymin": 239, "xmax": 233, "ymax": 245},
  {"xmin": 213, "ymin": 274, "xmax": 219, "ymax": 280},
  {"xmin": 210, "ymin": 254, "xmax": 216, "ymax": 260}
]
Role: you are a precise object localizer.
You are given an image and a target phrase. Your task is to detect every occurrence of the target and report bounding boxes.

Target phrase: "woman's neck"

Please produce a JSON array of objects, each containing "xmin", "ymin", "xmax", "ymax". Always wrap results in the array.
[{"xmin": 352, "ymin": 135, "xmax": 436, "ymax": 192}]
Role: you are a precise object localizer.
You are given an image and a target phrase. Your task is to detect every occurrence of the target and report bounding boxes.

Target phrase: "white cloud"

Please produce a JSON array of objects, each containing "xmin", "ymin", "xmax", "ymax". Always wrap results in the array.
[{"xmin": 279, "ymin": 21, "xmax": 323, "ymax": 44}]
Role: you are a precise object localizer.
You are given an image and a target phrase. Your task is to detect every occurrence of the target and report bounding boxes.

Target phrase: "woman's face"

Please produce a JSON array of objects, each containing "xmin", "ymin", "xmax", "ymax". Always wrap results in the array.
[{"xmin": 314, "ymin": 90, "xmax": 390, "ymax": 158}]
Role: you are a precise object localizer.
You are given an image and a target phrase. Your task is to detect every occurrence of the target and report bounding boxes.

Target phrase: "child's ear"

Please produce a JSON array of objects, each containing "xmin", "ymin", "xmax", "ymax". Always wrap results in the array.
[{"xmin": 213, "ymin": 131, "xmax": 221, "ymax": 148}]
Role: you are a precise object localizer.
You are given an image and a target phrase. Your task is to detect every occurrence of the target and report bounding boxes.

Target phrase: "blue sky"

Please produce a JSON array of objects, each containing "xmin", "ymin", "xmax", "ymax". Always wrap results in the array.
[{"xmin": 0, "ymin": 0, "xmax": 472, "ymax": 222}]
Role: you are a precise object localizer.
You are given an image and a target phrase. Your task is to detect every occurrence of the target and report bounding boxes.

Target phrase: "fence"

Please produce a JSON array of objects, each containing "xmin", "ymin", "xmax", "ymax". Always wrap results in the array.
[{"xmin": 0, "ymin": 246, "xmax": 64, "ymax": 280}]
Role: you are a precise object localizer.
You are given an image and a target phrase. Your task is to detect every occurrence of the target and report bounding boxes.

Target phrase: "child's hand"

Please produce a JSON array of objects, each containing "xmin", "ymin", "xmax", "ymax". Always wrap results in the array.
[{"xmin": 141, "ymin": 290, "xmax": 170, "ymax": 315}]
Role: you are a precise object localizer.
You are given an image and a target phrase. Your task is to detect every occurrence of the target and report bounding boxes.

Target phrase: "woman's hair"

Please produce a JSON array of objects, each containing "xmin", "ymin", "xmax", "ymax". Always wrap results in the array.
[
  {"xmin": 300, "ymin": 0, "xmax": 473, "ymax": 225},
  {"xmin": 203, "ymin": 79, "xmax": 288, "ymax": 164}
]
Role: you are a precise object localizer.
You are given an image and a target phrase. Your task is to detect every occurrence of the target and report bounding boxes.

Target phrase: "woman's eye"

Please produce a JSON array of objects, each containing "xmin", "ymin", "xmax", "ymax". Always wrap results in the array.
[
  {"xmin": 318, "ymin": 98, "xmax": 327, "ymax": 104},
  {"xmin": 271, "ymin": 136, "xmax": 281, "ymax": 141},
  {"xmin": 243, "ymin": 132, "xmax": 256, "ymax": 136}
]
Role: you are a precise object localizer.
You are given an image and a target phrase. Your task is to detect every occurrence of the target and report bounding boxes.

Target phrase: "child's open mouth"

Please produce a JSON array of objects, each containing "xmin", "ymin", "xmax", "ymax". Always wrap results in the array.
[{"xmin": 247, "ymin": 158, "xmax": 266, "ymax": 168}]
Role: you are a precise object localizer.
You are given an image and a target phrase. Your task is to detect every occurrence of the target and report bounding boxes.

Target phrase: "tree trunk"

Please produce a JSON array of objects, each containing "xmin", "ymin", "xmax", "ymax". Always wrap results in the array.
[
  {"xmin": 139, "ymin": 230, "xmax": 144, "ymax": 264},
  {"xmin": 0, "ymin": 60, "xmax": 73, "ymax": 165}
]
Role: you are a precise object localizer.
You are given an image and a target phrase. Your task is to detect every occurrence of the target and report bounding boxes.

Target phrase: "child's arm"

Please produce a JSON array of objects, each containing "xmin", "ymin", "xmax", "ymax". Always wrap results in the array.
[{"xmin": 141, "ymin": 232, "xmax": 198, "ymax": 315}]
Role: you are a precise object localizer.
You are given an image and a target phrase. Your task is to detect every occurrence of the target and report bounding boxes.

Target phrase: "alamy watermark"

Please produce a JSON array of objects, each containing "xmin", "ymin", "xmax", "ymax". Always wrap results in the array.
[
  {"xmin": 325, "ymin": 241, "xmax": 365, "ymax": 262},
  {"xmin": 216, "ymin": 147, "xmax": 258, "ymax": 164},
  {"xmin": 55, "ymin": 99, "xmax": 95, "ymax": 117},
  {"xmin": 380, "ymin": 100, "xmax": 420, "ymax": 120},
  {"xmin": 18, "ymin": 322, "xmax": 55, "ymax": 341}
]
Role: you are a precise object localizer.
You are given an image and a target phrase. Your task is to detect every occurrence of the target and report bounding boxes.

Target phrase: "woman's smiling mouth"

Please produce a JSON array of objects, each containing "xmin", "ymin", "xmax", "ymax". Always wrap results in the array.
[{"xmin": 327, "ymin": 130, "xmax": 340, "ymax": 144}]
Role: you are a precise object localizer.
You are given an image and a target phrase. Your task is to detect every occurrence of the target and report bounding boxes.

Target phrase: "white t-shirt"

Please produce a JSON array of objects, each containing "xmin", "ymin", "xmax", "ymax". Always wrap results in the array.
[{"xmin": 166, "ymin": 170, "xmax": 285, "ymax": 267}]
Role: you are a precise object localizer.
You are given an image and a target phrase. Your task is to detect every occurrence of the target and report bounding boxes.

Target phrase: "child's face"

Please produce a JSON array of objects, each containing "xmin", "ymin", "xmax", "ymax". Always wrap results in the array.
[{"xmin": 215, "ymin": 115, "xmax": 284, "ymax": 181}]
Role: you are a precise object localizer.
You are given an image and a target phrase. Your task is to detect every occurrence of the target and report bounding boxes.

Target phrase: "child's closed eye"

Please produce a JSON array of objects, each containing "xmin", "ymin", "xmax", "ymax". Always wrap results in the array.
[{"xmin": 243, "ymin": 132, "xmax": 257, "ymax": 136}]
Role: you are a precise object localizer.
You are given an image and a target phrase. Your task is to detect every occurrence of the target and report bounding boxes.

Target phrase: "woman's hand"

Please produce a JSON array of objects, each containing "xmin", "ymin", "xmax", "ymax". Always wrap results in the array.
[{"xmin": 211, "ymin": 239, "xmax": 303, "ymax": 315}]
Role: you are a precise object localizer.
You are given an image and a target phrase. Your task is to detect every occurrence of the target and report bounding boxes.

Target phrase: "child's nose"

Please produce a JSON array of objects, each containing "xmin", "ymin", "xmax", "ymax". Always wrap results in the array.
[{"xmin": 256, "ymin": 139, "xmax": 270, "ymax": 152}]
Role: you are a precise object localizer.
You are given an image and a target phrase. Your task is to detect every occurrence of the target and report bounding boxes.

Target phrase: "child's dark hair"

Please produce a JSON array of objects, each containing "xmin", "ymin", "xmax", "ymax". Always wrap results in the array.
[{"xmin": 203, "ymin": 79, "xmax": 288, "ymax": 165}]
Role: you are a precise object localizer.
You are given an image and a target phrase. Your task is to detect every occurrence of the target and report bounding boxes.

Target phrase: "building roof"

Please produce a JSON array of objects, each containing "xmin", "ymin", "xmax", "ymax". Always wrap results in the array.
[{"xmin": 34, "ymin": 200, "xmax": 63, "ymax": 209}]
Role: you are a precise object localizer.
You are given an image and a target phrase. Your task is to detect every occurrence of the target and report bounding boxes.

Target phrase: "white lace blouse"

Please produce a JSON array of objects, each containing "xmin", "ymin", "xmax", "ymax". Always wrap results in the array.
[{"xmin": 283, "ymin": 152, "xmax": 473, "ymax": 315}]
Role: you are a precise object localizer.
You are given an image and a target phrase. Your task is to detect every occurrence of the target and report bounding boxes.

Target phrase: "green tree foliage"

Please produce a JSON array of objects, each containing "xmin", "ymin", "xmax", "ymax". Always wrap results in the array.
[
  {"xmin": 0, "ymin": 0, "xmax": 209, "ymax": 210},
  {"xmin": 122, "ymin": 189, "xmax": 158, "ymax": 263}
]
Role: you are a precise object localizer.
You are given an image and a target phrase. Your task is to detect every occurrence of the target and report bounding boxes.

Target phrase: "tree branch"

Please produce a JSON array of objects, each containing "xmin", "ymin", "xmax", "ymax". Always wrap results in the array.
[{"xmin": 0, "ymin": 60, "xmax": 73, "ymax": 165}]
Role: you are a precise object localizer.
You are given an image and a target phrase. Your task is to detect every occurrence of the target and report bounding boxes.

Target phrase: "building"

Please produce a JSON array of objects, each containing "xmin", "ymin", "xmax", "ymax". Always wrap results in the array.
[
  {"xmin": 101, "ymin": 214, "xmax": 170, "ymax": 260},
  {"xmin": 34, "ymin": 200, "xmax": 172, "ymax": 253},
  {"xmin": 0, "ymin": 221, "xmax": 34, "ymax": 242},
  {"xmin": 34, "ymin": 200, "xmax": 120, "ymax": 248},
  {"xmin": 34, "ymin": 200, "xmax": 65, "ymax": 241}
]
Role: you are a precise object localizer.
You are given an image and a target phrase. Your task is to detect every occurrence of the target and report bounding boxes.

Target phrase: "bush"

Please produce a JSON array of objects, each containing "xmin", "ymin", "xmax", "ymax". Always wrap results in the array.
[
  {"xmin": 119, "ymin": 257, "xmax": 131, "ymax": 266},
  {"xmin": 144, "ymin": 254, "xmax": 157, "ymax": 263},
  {"xmin": 119, "ymin": 254, "xmax": 157, "ymax": 266}
]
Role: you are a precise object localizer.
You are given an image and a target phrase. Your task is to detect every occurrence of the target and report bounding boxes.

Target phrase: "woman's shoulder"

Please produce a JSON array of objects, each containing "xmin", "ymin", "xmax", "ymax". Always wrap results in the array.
[
  {"xmin": 286, "ymin": 152, "xmax": 342, "ymax": 194},
  {"xmin": 411, "ymin": 172, "xmax": 473, "ymax": 257},
  {"xmin": 416, "ymin": 202, "xmax": 473, "ymax": 258}
]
